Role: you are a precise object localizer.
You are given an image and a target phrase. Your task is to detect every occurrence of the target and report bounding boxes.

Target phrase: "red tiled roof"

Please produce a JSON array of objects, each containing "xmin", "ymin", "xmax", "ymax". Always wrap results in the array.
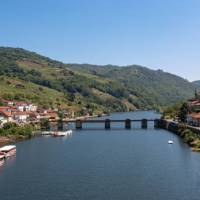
[
  {"xmin": 0, "ymin": 106, "xmax": 17, "ymax": 113},
  {"xmin": 0, "ymin": 106, "xmax": 11, "ymax": 109},
  {"xmin": 13, "ymin": 111, "xmax": 30, "ymax": 116},
  {"xmin": 190, "ymin": 100, "xmax": 200, "ymax": 104},
  {"xmin": 16, "ymin": 103, "xmax": 28, "ymax": 106},
  {"xmin": 190, "ymin": 113, "xmax": 200, "ymax": 120},
  {"xmin": 1, "ymin": 100, "xmax": 14, "ymax": 103},
  {"xmin": 0, "ymin": 110, "xmax": 12, "ymax": 118}
]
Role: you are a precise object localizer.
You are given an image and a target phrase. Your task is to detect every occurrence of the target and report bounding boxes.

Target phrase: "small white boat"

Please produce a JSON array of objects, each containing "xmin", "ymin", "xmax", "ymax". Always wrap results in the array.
[
  {"xmin": 52, "ymin": 130, "xmax": 73, "ymax": 137},
  {"xmin": 0, "ymin": 145, "xmax": 16, "ymax": 157},
  {"xmin": 41, "ymin": 131, "xmax": 53, "ymax": 135},
  {"xmin": 0, "ymin": 153, "xmax": 5, "ymax": 167},
  {"xmin": 168, "ymin": 140, "xmax": 174, "ymax": 144},
  {"xmin": 65, "ymin": 130, "xmax": 73, "ymax": 134}
]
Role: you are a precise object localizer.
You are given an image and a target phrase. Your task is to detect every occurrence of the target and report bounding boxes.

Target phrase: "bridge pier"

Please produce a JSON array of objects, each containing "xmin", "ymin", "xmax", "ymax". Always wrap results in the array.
[
  {"xmin": 57, "ymin": 120, "xmax": 64, "ymax": 131},
  {"xmin": 154, "ymin": 119, "xmax": 160, "ymax": 128},
  {"xmin": 125, "ymin": 119, "xmax": 131, "ymax": 129},
  {"xmin": 141, "ymin": 119, "xmax": 147, "ymax": 129},
  {"xmin": 76, "ymin": 120, "xmax": 82, "ymax": 129},
  {"xmin": 105, "ymin": 119, "xmax": 111, "ymax": 129}
]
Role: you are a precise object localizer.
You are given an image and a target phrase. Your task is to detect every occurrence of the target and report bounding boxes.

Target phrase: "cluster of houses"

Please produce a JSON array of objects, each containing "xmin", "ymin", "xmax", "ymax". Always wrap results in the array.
[
  {"xmin": 187, "ymin": 91, "xmax": 200, "ymax": 127},
  {"xmin": 0, "ymin": 100, "xmax": 59, "ymax": 127}
]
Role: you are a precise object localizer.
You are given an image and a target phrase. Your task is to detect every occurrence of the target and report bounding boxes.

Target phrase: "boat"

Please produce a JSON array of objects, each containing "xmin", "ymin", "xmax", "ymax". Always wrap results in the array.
[
  {"xmin": 168, "ymin": 140, "xmax": 174, "ymax": 144},
  {"xmin": 0, "ymin": 153, "xmax": 5, "ymax": 167},
  {"xmin": 41, "ymin": 131, "xmax": 53, "ymax": 135},
  {"xmin": 65, "ymin": 130, "xmax": 73, "ymax": 134},
  {"xmin": 0, "ymin": 145, "xmax": 16, "ymax": 157},
  {"xmin": 52, "ymin": 131, "xmax": 66, "ymax": 137},
  {"xmin": 52, "ymin": 130, "xmax": 73, "ymax": 137}
]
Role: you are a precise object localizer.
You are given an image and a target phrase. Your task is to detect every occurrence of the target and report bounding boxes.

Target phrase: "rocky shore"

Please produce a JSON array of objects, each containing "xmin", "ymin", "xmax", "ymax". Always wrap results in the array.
[
  {"xmin": 157, "ymin": 119, "xmax": 200, "ymax": 152},
  {"xmin": 0, "ymin": 135, "xmax": 29, "ymax": 147}
]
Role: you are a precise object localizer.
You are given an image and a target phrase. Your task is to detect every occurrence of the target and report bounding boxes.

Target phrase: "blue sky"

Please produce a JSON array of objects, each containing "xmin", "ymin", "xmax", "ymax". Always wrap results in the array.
[{"xmin": 0, "ymin": 0, "xmax": 200, "ymax": 81}]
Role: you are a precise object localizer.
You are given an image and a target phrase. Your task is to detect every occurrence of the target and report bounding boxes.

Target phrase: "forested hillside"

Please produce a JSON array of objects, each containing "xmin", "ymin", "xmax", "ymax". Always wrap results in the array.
[
  {"xmin": 193, "ymin": 80, "xmax": 200, "ymax": 86},
  {"xmin": 0, "ymin": 47, "xmax": 197, "ymax": 114}
]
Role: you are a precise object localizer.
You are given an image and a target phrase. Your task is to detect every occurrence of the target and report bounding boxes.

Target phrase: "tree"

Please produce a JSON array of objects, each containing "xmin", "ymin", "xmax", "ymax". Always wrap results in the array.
[
  {"xmin": 162, "ymin": 101, "xmax": 183, "ymax": 120},
  {"xmin": 3, "ymin": 122, "xmax": 18, "ymax": 129},
  {"xmin": 40, "ymin": 118, "xmax": 50, "ymax": 130},
  {"xmin": 178, "ymin": 103, "xmax": 190, "ymax": 123},
  {"xmin": 57, "ymin": 109, "xmax": 64, "ymax": 130}
]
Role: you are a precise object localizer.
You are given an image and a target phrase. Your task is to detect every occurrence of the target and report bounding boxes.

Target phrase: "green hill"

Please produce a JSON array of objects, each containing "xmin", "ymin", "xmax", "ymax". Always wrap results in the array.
[
  {"xmin": 193, "ymin": 80, "xmax": 200, "ymax": 86},
  {"xmin": 0, "ymin": 47, "xmax": 197, "ymax": 114},
  {"xmin": 0, "ymin": 76, "xmax": 69, "ymax": 109}
]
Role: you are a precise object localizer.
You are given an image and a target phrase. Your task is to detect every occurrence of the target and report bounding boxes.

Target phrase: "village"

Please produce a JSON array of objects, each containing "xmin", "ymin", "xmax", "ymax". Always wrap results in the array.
[
  {"xmin": 0, "ymin": 100, "xmax": 76, "ymax": 167},
  {"xmin": 0, "ymin": 98, "xmax": 106, "ymax": 167},
  {"xmin": 187, "ymin": 90, "xmax": 200, "ymax": 127},
  {"xmin": 0, "ymin": 99, "xmax": 76, "ymax": 127}
]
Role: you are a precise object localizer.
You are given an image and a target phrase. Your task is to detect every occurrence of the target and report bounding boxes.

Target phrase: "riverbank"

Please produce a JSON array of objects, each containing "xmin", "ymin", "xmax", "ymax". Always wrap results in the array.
[
  {"xmin": 0, "ymin": 123, "xmax": 38, "ymax": 147},
  {"xmin": 0, "ymin": 135, "xmax": 30, "ymax": 147},
  {"xmin": 0, "ymin": 113, "xmax": 109, "ymax": 147},
  {"xmin": 157, "ymin": 119, "xmax": 200, "ymax": 152}
]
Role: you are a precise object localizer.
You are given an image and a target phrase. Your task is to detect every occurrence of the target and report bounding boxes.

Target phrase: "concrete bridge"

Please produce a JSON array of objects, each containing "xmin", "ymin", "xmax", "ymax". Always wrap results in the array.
[{"xmin": 60, "ymin": 119, "xmax": 160, "ymax": 129}]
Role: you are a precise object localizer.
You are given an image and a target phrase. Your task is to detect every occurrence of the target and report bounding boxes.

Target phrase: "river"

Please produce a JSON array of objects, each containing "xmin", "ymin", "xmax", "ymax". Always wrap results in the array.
[{"xmin": 0, "ymin": 111, "xmax": 200, "ymax": 200}]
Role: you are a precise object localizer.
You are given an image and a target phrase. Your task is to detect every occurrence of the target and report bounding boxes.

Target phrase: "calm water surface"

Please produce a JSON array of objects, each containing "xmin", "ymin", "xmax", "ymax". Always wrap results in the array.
[{"xmin": 0, "ymin": 111, "xmax": 200, "ymax": 200}]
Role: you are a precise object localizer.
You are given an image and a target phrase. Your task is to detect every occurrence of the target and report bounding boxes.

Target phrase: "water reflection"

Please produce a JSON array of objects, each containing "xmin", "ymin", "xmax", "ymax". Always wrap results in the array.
[{"xmin": 1, "ymin": 111, "xmax": 200, "ymax": 200}]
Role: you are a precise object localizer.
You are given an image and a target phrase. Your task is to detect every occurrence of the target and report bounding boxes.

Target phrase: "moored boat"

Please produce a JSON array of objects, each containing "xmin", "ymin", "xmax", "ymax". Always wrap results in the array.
[
  {"xmin": 65, "ymin": 130, "xmax": 73, "ymax": 134},
  {"xmin": 52, "ymin": 131, "xmax": 66, "ymax": 137},
  {"xmin": 0, "ymin": 153, "xmax": 5, "ymax": 167},
  {"xmin": 41, "ymin": 131, "xmax": 53, "ymax": 135},
  {"xmin": 0, "ymin": 145, "xmax": 16, "ymax": 157},
  {"xmin": 52, "ymin": 130, "xmax": 73, "ymax": 137}
]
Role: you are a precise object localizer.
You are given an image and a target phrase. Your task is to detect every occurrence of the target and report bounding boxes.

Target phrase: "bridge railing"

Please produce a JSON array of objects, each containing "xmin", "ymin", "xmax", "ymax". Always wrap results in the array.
[{"xmin": 63, "ymin": 118, "xmax": 160, "ymax": 130}]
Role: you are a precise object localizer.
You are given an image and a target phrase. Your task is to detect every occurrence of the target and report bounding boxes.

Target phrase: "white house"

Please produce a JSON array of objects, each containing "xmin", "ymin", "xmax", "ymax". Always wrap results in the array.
[
  {"xmin": 26, "ymin": 103, "xmax": 37, "ymax": 112},
  {"xmin": 16, "ymin": 102, "xmax": 37, "ymax": 112},
  {"xmin": 0, "ymin": 113, "xmax": 8, "ymax": 126},
  {"xmin": 2, "ymin": 100, "xmax": 15, "ymax": 106},
  {"xmin": 0, "ymin": 109, "xmax": 12, "ymax": 125},
  {"xmin": 187, "ymin": 113, "xmax": 200, "ymax": 127},
  {"xmin": 13, "ymin": 111, "xmax": 29, "ymax": 123},
  {"xmin": 15, "ymin": 103, "xmax": 26, "ymax": 112}
]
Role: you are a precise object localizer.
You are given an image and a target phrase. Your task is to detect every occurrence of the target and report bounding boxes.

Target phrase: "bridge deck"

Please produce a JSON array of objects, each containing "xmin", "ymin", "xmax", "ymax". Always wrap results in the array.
[
  {"xmin": 64, "ymin": 119, "xmax": 155, "ymax": 123},
  {"xmin": 49, "ymin": 118, "xmax": 159, "ymax": 129}
]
